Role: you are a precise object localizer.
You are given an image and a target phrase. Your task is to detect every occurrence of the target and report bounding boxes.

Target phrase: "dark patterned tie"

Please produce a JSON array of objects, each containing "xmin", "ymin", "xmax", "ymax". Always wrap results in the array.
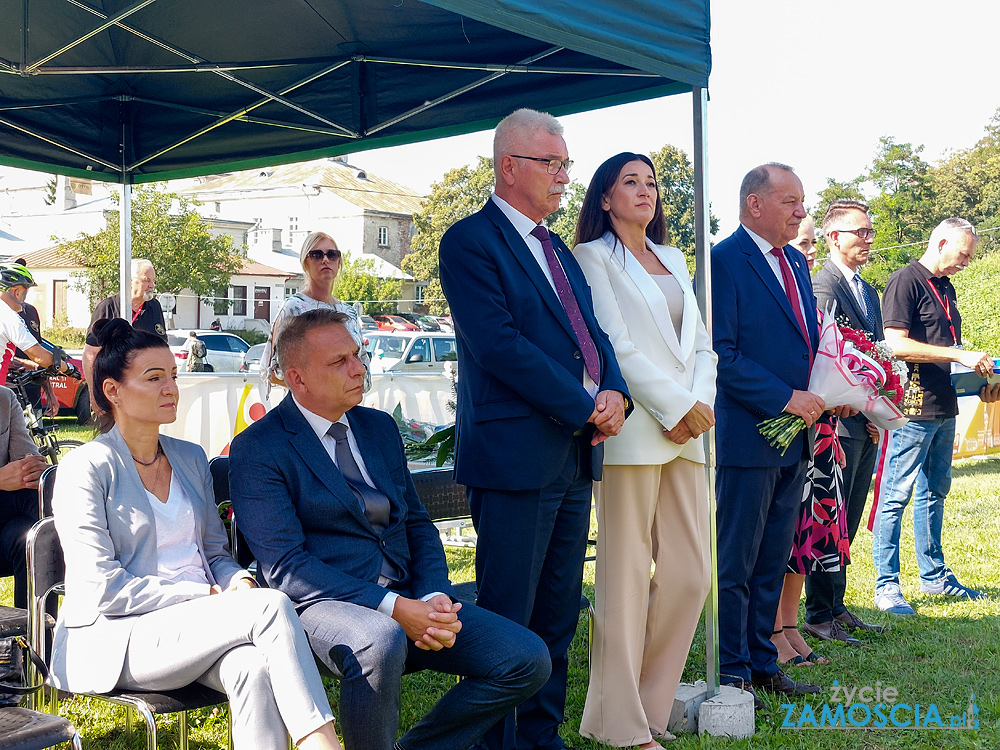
[
  {"xmin": 770, "ymin": 247, "xmax": 813, "ymax": 366},
  {"xmin": 326, "ymin": 422, "xmax": 390, "ymax": 534},
  {"xmin": 530, "ymin": 225, "xmax": 601, "ymax": 384},
  {"xmin": 853, "ymin": 274, "xmax": 878, "ymax": 332}
]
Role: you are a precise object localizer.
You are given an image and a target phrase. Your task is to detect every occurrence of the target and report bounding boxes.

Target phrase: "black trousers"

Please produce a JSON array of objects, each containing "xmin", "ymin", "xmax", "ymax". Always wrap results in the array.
[
  {"xmin": 804, "ymin": 432, "xmax": 879, "ymax": 623},
  {"xmin": 0, "ymin": 486, "xmax": 39, "ymax": 609}
]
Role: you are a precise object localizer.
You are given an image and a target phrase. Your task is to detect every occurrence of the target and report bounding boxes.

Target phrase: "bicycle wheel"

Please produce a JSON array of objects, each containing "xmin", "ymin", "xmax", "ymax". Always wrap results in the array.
[{"xmin": 54, "ymin": 439, "xmax": 85, "ymax": 461}]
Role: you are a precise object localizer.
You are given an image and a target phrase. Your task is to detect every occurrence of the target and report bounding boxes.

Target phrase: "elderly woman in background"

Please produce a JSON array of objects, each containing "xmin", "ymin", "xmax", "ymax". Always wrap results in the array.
[
  {"xmin": 49, "ymin": 319, "xmax": 342, "ymax": 750},
  {"xmin": 262, "ymin": 231, "xmax": 369, "ymax": 393},
  {"xmin": 574, "ymin": 152, "xmax": 717, "ymax": 746}
]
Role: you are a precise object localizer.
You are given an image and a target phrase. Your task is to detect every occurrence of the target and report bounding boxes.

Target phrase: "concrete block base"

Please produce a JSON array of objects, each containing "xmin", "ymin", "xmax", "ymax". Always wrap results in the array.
[
  {"xmin": 668, "ymin": 680, "xmax": 708, "ymax": 735},
  {"xmin": 698, "ymin": 685, "xmax": 756, "ymax": 739}
]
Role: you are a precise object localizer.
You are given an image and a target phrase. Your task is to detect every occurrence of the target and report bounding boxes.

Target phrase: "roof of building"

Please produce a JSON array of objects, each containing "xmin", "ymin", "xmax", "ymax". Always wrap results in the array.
[
  {"xmin": 181, "ymin": 158, "xmax": 426, "ymax": 215},
  {"xmin": 8, "ymin": 244, "xmax": 74, "ymax": 269},
  {"xmin": 239, "ymin": 260, "xmax": 296, "ymax": 278}
]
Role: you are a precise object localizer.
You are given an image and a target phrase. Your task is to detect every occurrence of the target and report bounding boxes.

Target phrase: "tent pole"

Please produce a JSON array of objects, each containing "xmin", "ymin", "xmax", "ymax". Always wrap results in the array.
[
  {"xmin": 692, "ymin": 85, "xmax": 720, "ymax": 698},
  {"xmin": 119, "ymin": 183, "xmax": 132, "ymax": 321}
]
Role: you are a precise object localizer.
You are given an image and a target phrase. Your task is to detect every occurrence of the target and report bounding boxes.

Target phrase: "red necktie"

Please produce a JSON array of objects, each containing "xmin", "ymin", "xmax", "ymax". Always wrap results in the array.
[
  {"xmin": 531, "ymin": 225, "xmax": 601, "ymax": 385},
  {"xmin": 770, "ymin": 247, "xmax": 812, "ymax": 364}
]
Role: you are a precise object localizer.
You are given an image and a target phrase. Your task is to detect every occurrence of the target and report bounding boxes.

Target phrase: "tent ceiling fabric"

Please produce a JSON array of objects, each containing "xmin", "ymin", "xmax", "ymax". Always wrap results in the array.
[{"xmin": 0, "ymin": 0, "xmax": 710, "ymax": 183}]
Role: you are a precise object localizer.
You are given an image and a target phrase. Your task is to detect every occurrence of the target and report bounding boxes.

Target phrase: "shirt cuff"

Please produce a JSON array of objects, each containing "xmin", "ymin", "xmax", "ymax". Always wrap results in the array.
[{"xmin": 377, "ymin": 591, "xmax": 400, "ymax": 616}]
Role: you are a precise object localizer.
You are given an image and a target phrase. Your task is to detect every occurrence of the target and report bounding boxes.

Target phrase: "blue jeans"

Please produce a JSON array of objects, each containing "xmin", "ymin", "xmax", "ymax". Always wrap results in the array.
[{"xmin": 872, "ymin": 417, "xmax": 955, "ymax": 590}]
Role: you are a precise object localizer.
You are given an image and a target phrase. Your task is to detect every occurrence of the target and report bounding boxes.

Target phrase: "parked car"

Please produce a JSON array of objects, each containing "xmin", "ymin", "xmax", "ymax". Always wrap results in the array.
[
  {"xmin": 29, "ymin": 337, "xmax": 91, "ymax": 423},
  {"xmin": 398, "ymin": 313, "xmax": 441, "ymax": 332},
  {"xmin": 241, "ymin": 343, "xmax": 266, "ymax": 374},
  {"xmin": 365, "ymin": 332, "xmax": 458, "ymax": 374},
  {"xmin": 167, "ymin": 330, "xmax": 250, "ymax": 373},
  {"xmin": 372, "ymin": 314, "xmax": 419, "ymax": 332},
  {"xmin": 359, "ymin": 315, "xmax": 379, "ymax": 332},
  {"xmin": 429, "ymin": 315, "xmax": 454, "ymax": 333}
]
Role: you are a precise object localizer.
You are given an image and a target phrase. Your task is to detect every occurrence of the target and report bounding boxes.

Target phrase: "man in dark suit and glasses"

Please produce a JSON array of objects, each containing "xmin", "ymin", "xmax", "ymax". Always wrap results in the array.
[
  {"xmin": 439, "ymin": 108, "xmax": 630, "ymax": 750},
  {"xmin": 229, "ymin": 309, "xmax": 550, "ymax": 750},
  {"xmin": 805, "ymin": 199, "xmax": 886, "ymax": 641}
]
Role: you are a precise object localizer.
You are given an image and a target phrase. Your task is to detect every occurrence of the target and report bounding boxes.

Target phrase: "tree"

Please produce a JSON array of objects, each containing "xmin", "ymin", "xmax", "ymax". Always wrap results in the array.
[
  {"xmin": 58, "ymin": 186, "xmax": 245, "ymax": 305},
  {"xmin": 333, "ymin": 254, "xmax": 403, "ymax": 316},
  {"xmin": 403, "ymin": 157, "xmax": 495, "ymax": 314},
  {"xmin": 546, "ymin": 180, "xmax": 587, "ymax": 244},
  {"xmin": 648, "ymin": 145, "xmax": 718, "ymax": 269}
]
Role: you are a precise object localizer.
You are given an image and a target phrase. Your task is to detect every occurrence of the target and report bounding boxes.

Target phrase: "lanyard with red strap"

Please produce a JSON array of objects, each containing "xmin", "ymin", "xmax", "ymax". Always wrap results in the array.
[
  {"xmin": 131, "ymin": 303, "xmax": 144, "ymax": 325},
  {"xmin": 925, "ymin": 278, "xmax": 957, "ymax": 346}
]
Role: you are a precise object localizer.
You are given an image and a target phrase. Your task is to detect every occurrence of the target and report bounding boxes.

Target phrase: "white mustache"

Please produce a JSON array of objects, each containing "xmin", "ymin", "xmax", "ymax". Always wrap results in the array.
[
  {"xmin": 548, "ymin": 187, "xmax": 564, "ymax": 196},
  {"xmin": 143, "ymin": 290, "xmax": 155, "ymax": 301}
]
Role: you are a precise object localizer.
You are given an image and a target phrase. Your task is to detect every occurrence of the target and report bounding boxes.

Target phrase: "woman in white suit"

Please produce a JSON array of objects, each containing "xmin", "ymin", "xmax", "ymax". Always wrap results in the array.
[
  {"xmin": 49, "ymin": 318, "xmax": 342, "ymax": 750},
  {"xmin": 574, "ymin": 153, "xmax": 717, "ymax": 747}
]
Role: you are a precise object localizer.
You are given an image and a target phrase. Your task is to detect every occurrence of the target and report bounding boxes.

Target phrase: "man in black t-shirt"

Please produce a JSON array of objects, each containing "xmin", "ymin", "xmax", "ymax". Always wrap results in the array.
[
  {"xmin": 81, "ymin": 258, "xmax": 167, "ymax": 385},
  {"xmin": 872, "ymin": 218, "xmax": 1000, "ymax": 616}
]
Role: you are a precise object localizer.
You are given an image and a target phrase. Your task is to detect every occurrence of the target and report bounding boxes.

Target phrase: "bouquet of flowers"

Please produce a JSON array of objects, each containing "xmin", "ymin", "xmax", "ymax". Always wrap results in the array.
[{"xmin": 759, "ymin": 302, "xmax": 908, "ymax": 455}]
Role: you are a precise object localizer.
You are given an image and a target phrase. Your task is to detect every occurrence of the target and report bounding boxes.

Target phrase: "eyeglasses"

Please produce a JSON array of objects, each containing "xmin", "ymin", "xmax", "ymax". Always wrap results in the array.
[
  {"xmin": 834, "ymin": 227, "xmax": 877, "ymax": 240},
  {"xmin": 306, "ymin": 249, "xmax": 342, "ymax": 261},
  {"xmin": 509, "ymin": 155, "xmax": 573, "ymax": 175}
]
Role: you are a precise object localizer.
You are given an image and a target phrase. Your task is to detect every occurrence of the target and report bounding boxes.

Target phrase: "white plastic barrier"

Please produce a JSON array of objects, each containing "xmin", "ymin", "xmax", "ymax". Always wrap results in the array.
[{"xmin": 161, "ymin": 371, "xmax": 454, "ymax": 458}]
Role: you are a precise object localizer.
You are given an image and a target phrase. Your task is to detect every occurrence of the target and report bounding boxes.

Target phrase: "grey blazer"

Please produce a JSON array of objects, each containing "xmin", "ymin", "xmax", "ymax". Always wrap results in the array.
[
  {"xmin": 0, "ymin": 385, "xmax": 39, "ymax": 464},
  {"xmin": 48, "ymin": 427, "xmax": 247, "ymax": 694}
]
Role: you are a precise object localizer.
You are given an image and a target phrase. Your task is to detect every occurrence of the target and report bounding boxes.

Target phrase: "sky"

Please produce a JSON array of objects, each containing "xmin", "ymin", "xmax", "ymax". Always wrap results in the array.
[{"xmin": 3, "ymin": 0, "xmax": 1000, "ymax": 238}]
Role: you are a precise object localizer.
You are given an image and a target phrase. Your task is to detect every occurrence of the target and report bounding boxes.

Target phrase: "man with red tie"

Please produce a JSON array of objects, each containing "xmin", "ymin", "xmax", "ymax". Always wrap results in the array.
[
  {"xmin": 439, "ymin": 108, "xmax": 630, "ymax": 750},
  {"xmin": 711, "ymin": 163, "xmax": 825, "ymax": 702}
]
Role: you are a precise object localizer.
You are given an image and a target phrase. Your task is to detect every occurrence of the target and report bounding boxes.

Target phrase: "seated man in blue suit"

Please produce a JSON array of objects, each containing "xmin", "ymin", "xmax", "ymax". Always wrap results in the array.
[{"xmin": 229, "ymin": 308, "xmax": 550, "ymax": 750}]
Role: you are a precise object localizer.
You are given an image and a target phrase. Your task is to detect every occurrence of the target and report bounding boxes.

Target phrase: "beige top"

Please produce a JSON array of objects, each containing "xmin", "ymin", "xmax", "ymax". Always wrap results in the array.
[{"xmin": 652, "ymin": 273, "xmax": 684, "ymax": 342}]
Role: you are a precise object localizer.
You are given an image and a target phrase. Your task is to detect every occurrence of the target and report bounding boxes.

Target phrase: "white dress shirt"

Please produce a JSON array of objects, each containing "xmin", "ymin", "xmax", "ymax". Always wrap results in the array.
[
  {"xmin": 830, "ymin": 257, "xmax": 868, "ymax": 310},
  {"xmin": 742, "ymin": 224, "xmax": 810, "ymax": 326},
  {"xmin": 492, "ymin": 193, "xmax": 598, "ymax": 396},
  {"xmin": 292, "ymin": 396, "xmax": 442, "ymax": 615}
]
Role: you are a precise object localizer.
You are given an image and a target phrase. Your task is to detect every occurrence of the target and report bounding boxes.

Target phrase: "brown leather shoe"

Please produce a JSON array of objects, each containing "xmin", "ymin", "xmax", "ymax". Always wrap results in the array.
[
  {"xmin": 835, "ymin": 609, "xmax": 885, "ymax": 633},
  {"xmin": 751, "ymin": 669, "xmax": 821, "ymax": 696},
  {"xmin": 802, "ymin": 618, "xmax": 862, "ymax": 646}
]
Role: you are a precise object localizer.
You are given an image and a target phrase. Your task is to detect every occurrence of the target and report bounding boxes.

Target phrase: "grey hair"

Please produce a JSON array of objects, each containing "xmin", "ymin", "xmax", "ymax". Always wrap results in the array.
[
  {"xmin": 131, "ymin": 258, "xmax": 153, "ymax": 276},
  {"xmin": 276, "ymin": 308, "xmax": 352, "ymax": 373},
  {"xmin": 739, "ymin": 162, "xmax": 795, "ymax": 215},
  {"xmin": 928, "ymin": 217, "xmax": 978, "ymax": 248},
  {"xmin": 493, "ymin": 109, "xmax": 564, "ymax": 179},
  {"xmin": 821, "ymin": 199, "xmax": 871, "ymax": 237}
]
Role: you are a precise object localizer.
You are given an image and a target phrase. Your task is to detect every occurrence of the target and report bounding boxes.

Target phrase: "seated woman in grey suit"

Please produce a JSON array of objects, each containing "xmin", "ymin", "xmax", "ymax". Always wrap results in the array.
[
  {"xmin": 574, "ymin": 152, "xmax": 717, "ymax": 746},
  {"xmin": 47, "ymin": 318, "xmax": 342, "ymax": 750}
]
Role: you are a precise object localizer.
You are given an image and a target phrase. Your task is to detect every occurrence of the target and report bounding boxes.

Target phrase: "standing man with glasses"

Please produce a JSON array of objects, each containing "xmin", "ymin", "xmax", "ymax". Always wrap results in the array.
[
  {"xmin": 439, "ymin": 108, "xmax": 630, "ymax": 750},
  {"xmin": 806, "ymin": 200, "xmax": 886, "ymax": 640},
  {"xmin": 872, "ymin": 218, "xmax": 999, "ymax": 614}
]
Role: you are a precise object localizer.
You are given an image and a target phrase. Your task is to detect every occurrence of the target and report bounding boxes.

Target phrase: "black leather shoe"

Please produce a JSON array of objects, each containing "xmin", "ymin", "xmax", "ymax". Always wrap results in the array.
[
  {"xmin": 724, "ymin": 678, "xmax": 766, "ymax": 710},
  {"xmin": 752, "ymin": 669, "xmax": 821, "ymax": 696},
  {"xmin": 802, "ymin": 618, "xmax": 862, "ymax": 645},
  {"xmin": 835, "ymin": 609, "xmax": 885, "ymax": 633}
]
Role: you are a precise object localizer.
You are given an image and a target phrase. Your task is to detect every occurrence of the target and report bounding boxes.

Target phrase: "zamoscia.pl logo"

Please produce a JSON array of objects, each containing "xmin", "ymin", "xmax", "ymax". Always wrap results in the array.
[{"xmin": 781, "ymin": 681, "xmax": 979, "ymax": 729}]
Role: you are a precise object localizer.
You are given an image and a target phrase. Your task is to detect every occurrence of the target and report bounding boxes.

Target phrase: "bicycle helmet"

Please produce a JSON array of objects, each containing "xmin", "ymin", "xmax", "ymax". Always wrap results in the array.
[{"xmin": 0, "ymin": 264, "xmax": 36, "ymax": 290}]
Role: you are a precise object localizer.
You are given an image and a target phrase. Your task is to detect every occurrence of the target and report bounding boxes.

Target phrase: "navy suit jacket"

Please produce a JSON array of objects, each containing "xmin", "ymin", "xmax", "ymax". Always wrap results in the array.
[
  {"xmin": 813, "ymin": 260, "xmax": 884, "ymax": 440},
  {"xmin": 229, "ymin": 396, "xmax": 454, "ymax": 611},
  {"xmin": 711, "ymin": 225, "xmax": 819, "ymax": 467},
  {"xmin": 438, "ymin": 199, "xmax": 630, "ymax": 490}
]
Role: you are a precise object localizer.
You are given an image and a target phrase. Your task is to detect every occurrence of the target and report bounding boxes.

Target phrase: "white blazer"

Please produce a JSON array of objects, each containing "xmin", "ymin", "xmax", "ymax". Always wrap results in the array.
[{"xmin": 574, "ymin": 233, "xmax": 718, "ymax": 465}]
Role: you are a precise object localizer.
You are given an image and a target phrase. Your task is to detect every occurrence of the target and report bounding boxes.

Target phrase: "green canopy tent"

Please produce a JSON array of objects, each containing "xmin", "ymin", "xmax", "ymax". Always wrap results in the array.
[{"xmin": 1, "ymin": 0, "xmax": 721, "ymax": 693}]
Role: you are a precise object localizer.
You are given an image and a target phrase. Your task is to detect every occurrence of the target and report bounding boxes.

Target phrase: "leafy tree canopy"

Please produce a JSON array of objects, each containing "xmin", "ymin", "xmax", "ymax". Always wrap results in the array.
[
  {"xmin": 58, "ymin": 186, "xmax": 245, "ymax": 306},
  {"xmin": 333, "ymin": 254, "xmax": 403, "ymax": 316},
  {"xmin": 649, "ymin": 144, "xmax": 719, "ymax": 264}
]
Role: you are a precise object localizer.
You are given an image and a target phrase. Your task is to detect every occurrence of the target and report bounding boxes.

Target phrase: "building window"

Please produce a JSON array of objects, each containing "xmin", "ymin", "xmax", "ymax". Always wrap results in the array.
[
  {"xmin": 415, "ymin": 282, "xmax": 427, "ymax": 304},
  {"xmin": 232, "ymin": 285, "xmax": 248, "ymax": 316},
  {"xmin": 288, "ymin": 216, "xmax": 299, "ymax": 234},
  {"xmin": 214, "ymin": 202, "xmax": 222, "ymax": 213},
  {"xmin": 378, "ymin": 225, "xmax": 389, "ymax": 246}
]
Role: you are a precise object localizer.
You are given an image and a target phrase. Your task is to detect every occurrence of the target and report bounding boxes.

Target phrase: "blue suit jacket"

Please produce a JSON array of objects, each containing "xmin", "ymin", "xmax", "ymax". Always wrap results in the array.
[
  {"xmin": 439, "ymin": 199, "xmax": 630, "ymax": 490},
  {"xmin": 229, "ymin": 397, "xmax": 454, "ymax": 611},
  {"xmin": 711, "ymin": 226, "xmax": 819, "ymax": 467}
]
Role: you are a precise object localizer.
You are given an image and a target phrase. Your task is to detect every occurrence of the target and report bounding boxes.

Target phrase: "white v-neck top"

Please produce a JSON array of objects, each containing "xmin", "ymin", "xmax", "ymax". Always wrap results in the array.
[{"xmin": 145, "ymin": 473, "xmax": 210, "ymax": 588}]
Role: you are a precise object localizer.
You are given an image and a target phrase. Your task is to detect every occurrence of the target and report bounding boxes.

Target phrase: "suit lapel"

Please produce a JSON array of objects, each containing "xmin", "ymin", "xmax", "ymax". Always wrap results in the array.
[
  {"xmin": 345, "ymin": 409, "xmax": 399, "ymax": 523},
  {"xmin": 277, "ymin": 397, "xmax": 370, "ymax": 529},
  {"xmin": 830, "ymin": 263, "xmax": 869, "ymax": 329},
  {"xmin": 484, "ymin": 200, "xmax": 579, "ymax": 345}
]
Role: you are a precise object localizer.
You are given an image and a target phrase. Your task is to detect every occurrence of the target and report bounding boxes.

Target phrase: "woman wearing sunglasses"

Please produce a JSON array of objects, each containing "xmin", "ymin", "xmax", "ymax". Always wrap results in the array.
[{"xmin": 262, "ymin": 231, "xmax": 370, "ymax": 394}]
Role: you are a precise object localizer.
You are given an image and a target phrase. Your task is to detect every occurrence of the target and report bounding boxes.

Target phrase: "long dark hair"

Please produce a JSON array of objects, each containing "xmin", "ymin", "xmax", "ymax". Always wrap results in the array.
[
  {"xmin": 574, "ymin": 152, "xmax": 667, "ymax": 250},
  {"xmin": 92, "ymin": 318, "xmax": 171, "ymax": 433}
]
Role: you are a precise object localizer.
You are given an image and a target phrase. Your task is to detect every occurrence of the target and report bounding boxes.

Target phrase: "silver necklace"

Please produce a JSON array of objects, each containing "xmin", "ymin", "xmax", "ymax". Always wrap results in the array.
[{"xmin": 131, "ymin": 443, "xmax": 162, "ymax": 466}]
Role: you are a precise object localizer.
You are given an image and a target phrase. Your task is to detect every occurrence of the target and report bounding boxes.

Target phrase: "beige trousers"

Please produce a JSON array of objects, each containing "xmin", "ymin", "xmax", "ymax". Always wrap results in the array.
[{"xmin": 579, "ymin": 459, "xmax": 711, "ymax": 746}]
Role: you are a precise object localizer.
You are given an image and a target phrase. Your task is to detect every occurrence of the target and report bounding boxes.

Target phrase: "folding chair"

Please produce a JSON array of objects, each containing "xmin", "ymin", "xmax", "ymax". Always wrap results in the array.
[
  {"xmin": 26, "ymin": 516, "xmax": 231, "ymax": 750},
  {"xmin": 0, "ymin": 706, "xmax": 81, "ymax": 750}
]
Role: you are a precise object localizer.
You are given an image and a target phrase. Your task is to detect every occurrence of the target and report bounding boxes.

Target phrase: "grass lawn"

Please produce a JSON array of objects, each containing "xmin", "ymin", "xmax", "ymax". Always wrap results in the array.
[{"xmin": 5, "ymin": 455, "xmax": 998, "ymax": 748}]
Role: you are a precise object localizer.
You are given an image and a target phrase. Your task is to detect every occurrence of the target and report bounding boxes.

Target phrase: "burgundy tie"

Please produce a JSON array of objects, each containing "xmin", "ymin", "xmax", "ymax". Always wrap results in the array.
[
  {"xmin": 530, "ymin": 225, "xmax": 601, "ymax": 385},
  {"xmin": 770, "ymin": 247, "xmax": 812, "ymax": 364}
]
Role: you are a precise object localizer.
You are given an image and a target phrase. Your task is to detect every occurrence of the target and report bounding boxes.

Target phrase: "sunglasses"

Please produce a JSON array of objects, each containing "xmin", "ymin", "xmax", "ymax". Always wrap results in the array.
[{"xmin": 306, "ymin": 249, "xmax": 341, "ymax": 261}]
